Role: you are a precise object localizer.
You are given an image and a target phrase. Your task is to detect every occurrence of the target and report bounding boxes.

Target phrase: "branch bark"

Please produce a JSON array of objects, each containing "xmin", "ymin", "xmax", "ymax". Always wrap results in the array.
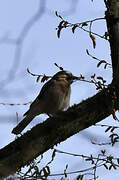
[
  {"xmin": 105, "ymin": 0, "xmax": 119, "ymax": 79},
  {"xmin": 1, "ymin": 0, "xmax": 119, "ymax": 179}
]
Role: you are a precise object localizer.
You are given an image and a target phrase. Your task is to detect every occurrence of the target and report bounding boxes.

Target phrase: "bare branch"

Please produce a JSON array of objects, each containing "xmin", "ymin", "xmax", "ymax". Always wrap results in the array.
[
  {"xmin": 56, "ymin": 13, "xmax": 106, "ymax": 39},
  {"xmin": 0, "ymin": 101, "xmax": 31, "ymax": 106},
  {"xmin": 86, "ymin": 49, "xmax": 112, "ymax": 68},
  {"xmin": 0, "ymin": 80, "xmax": 119, "ymax": 178}
]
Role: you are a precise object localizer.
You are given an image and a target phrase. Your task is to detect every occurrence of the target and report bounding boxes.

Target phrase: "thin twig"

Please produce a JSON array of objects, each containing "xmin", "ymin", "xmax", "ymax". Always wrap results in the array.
[{"xmin": 0, "ymin": 101, "xmax": 32, "ymax": 106}]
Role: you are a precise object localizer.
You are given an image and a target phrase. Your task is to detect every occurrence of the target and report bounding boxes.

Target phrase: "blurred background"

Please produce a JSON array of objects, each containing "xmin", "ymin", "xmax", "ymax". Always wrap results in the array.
[{"xmin": 0, "ymin": 0, "xmax": 119, "ymax": 179}]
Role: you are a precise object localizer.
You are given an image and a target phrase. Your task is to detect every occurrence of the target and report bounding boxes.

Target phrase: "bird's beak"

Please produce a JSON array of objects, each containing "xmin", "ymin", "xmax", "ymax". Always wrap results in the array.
[
  {"xmin": 70, "ymin": 75, "xmax": 80, "ymax": 84},
  {"xmin": 72, "ymin": 76, "xmax": 80, "ymax": 80}
]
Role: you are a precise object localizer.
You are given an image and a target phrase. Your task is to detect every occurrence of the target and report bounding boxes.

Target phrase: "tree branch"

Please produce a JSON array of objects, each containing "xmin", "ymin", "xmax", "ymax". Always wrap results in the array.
[
  {"xmin": 0, "ymin": 81, "xmax": 119, "ymax": 179},
  {"xmin": 105, "ymin": 0, "xmax": 119, "ymax": 79},
  {"xmin": 1, "ymin": 1, "xmax": 119, "ymax": 179}
]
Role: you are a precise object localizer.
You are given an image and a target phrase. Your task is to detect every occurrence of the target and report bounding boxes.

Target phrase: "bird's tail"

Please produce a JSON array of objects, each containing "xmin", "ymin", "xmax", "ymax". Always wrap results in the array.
[{"xmin": 12, "ymin": 114, "xmax": 35, "ymax": 135}]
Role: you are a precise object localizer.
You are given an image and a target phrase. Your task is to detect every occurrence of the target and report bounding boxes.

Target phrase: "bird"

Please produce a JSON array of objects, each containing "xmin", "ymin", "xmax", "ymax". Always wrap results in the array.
[{"xmin": 12, "ymin": 70, "xmax": 79, "ymax": 135}]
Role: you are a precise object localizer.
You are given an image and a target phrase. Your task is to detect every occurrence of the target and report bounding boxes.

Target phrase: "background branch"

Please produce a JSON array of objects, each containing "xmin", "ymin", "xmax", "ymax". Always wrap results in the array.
[{"xmin": 0, "ymin": 0, "xmax": 46, "ymax": 89}]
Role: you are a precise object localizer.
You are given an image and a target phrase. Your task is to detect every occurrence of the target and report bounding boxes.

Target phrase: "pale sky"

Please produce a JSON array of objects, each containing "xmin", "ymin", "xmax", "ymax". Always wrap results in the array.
[{"xmin": 0, "ymin": 0, "xmax": 118, "ymax": 179}]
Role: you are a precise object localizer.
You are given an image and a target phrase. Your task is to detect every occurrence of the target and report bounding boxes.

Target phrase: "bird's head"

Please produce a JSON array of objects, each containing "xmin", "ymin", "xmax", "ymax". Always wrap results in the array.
[{"xmin": 52, "ymin": 70, "xmax": 79, "ymax": 84}]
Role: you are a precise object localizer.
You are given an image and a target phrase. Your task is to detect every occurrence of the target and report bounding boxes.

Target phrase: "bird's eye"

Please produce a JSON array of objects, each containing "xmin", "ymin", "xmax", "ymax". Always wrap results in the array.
[{"xmin": 66, "ymin": 76, "xmax": 72, "ymax": 81}]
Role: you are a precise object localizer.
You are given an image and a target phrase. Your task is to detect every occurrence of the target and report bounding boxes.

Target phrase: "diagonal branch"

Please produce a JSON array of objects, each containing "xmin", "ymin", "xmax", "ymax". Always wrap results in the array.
[
  {"xmin": 0, "ymin": 81, "xmax": 119, "ymax": 179},
  {"xmin": 1, "ymin": 1, "xmax": 119, "ymax": 179}
]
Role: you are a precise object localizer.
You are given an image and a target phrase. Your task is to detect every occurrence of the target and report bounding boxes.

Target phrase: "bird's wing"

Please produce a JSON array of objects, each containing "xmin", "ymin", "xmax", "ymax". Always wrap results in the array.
[
  {"xmin": 37, "ymin": 79, "xmax": 55, "ymax": 100},
  {"xmin": 23, "ymin": 80, "xmax": 54, "ymax": 116}
]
